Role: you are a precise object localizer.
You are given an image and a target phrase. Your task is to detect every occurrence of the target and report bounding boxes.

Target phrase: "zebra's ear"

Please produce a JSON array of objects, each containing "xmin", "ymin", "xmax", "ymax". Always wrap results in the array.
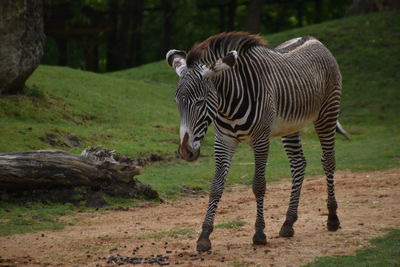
[
  {"xmin": 201, "ymin": 50, "xmax": 238, "ymax": 78},
  {"xmin": 166, "ymin": 49, "xmax": 187, "ymax": 77}
]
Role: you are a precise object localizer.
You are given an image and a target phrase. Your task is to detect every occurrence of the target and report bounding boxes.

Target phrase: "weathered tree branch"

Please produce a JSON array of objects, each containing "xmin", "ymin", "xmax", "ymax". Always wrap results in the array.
[{"xmin": 0, "ymin": 147, "xmax": 157, "ymax": 200}]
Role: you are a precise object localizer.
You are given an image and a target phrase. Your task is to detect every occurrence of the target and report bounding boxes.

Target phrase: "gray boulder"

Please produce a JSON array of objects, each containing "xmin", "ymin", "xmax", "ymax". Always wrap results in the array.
[{"xmin": 0, "ymin": 0, "xmax": 45, "ymax": 94}]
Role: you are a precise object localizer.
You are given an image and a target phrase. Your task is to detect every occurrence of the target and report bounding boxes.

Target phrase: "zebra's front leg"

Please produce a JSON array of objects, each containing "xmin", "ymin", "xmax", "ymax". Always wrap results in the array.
[
  {"xmin": 279, "ymin": 132, "xmax": 307, "ymax": 237},
  {"xmin": 252, "ymin": 137, "xmax": 269, "ymax": 245},
  {"xmin": 196, "ymin": 137, "xmax": 237, "ymax": 252}
]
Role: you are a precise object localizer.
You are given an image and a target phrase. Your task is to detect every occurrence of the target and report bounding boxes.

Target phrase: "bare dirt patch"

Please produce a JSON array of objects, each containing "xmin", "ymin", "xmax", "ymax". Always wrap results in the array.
[
  {"xmin": 1, "ymin": 169, "xmax": 399, "ymax": 267},
  {"xmin": 39, "ymin": 130, "xmax": 82, "ymax": 148}
]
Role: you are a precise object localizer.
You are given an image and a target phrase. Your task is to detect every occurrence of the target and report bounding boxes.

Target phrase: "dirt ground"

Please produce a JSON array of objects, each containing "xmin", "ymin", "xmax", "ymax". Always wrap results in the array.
[{"xmin": 1, "ymin": 169, "xmax": 399, "ymax": 267}]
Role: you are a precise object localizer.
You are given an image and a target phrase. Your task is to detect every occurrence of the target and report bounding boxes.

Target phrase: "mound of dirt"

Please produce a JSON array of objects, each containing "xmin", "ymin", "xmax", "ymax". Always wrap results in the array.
[{"xmin": 39, "ymin": 130, "xmax": 82, "ymax": 148}]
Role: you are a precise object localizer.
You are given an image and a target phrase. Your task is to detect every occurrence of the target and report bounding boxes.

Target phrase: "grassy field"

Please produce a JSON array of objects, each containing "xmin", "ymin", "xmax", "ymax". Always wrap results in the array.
[
  {"xmin": 111, "ymin": 10, "xmax": 400, "ymax": 197},
  {"xmin": 304, "ymin": 229, "xmax": 400, "ymax": 267},
  {"xmin": 0, "ymin": 66, "xmax": 179, "ymax": 156},
  {"xmin": 0, "ymin": 202, "xmax": 75, "ymax": 236},
  {"xmin": 0, "ymin": 10, "xmax": 399, "ymax": 251}
]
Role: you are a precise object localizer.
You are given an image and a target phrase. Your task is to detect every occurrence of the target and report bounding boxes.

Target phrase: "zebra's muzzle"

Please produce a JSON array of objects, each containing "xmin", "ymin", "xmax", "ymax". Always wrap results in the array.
[{"xmin": 178, "ymin": 133, "xmax": 200, "ymax": 162}]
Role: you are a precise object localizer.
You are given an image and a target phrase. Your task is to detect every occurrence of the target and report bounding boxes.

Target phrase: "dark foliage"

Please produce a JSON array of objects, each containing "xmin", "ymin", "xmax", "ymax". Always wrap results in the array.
[{"xmin": 41, "ymin": 0, "xmax": 354, "ymax": 72}]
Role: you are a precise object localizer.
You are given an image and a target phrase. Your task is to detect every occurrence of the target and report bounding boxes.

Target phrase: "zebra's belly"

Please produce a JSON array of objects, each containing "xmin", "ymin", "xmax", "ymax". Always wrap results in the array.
[{"xmin": 269, "ymin": 116, "xmax": 316, "ymax": 138}]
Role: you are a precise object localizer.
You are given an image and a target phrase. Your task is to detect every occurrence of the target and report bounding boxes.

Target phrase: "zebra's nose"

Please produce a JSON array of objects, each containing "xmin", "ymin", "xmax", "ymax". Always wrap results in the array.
[
  {"xmin": 179, "ymin": 145, "xmax": 200, "ymax": 162},
  {"xmin": 186, "ymin": 150, "xmax": 195, "ymax": 160},
  {"xmin": 178, "ymin": 133, "xmax": 200, "ymax": 162}
]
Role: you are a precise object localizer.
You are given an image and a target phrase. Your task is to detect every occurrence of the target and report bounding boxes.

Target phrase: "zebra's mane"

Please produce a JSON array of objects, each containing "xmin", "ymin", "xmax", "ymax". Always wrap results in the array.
[{"xmin": 186, "ymin": 32, "xmax": 267, "ymax": 67}]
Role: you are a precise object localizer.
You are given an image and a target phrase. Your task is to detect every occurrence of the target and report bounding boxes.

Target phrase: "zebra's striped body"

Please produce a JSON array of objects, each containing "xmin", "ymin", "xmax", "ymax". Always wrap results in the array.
[{"xmin": 166, "ymin": 32, "xmax": 344, "ymax": 251}]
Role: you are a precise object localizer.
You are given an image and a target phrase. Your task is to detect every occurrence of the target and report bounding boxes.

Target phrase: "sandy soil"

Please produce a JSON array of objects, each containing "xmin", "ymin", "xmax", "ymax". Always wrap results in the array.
[{"xmin": 1, "ymin": 169, "xmax": 399, "ymax": 267}]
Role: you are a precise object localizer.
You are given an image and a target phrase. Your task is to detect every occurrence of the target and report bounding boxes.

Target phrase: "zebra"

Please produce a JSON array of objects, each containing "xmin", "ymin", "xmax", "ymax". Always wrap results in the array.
[{"xmin": 166, "ymin": 32, "xmax": 348, "ymax": 252}]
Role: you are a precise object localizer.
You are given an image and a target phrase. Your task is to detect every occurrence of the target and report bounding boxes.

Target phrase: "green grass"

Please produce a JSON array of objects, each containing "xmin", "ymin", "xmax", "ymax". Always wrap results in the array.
[
  {"xmin": 229, "ymin": 261, "xmax": 252, "ymax": 267},
  {"xmin": 107, "ymin": 61, "xmax": 178, "ymax": 86},
  {"xmin": 0, "ymin": 66, "xmax": 179, "ymax": 156},
  {"xmin": 215, "ymin": 221, "xmax": 247, "ymax": 229},
  {"xmin": 112, "ymin": 11, "xmax": 400, "ymax": 197},
  {"xmin": 102, "ymin": 195, "xmax": 162, "ymax": 209},
  {"xmin": 0, "ymin": 202, "xmax": 75, "ymax": 236},
  {"xmin": 303, "ymin": 229, "xmax": 400, "ymax": 267},
  {"xmin": 0, "ymin": 11, "xmax": 399, "ymax": 238}
]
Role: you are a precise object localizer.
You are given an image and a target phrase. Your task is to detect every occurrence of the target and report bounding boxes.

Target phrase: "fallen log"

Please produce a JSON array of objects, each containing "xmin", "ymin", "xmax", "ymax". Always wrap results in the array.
[{"xmin": 0, "ymin": 147, "xmax": 158, "ymax": 201}]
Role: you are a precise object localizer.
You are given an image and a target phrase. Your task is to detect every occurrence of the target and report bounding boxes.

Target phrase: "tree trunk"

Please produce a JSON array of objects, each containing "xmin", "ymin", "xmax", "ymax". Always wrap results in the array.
[
  {"xmin": 219, "ymin": 5, "xmax": 226, "ymax": 32},
  {"xmin": 108, "ymin": 0, "xmax": 131, "ymax": 71},
  {"xmin": 128, "ymin": 0, "xmax": 144, "ymax": 67},
  {"xmin": 297, "ymin": 0, "xmax": 304, "ymax": 27},
  {"xmin": 43, "ymin": 1, "xmax": 71, "ymax": 68},
  {"xmin": 0, "ymin": 147, "xmax": 157, "ymax": 200},
  {"xmin": 227, "ymin": 0, "xmax": 237, "ymax": 31},
  {"xmin": 0, "ymin": 0, "xmax": 45, "ymax": 94},
  {"xmin": 55, "ymin": 37, "xmax": 68, "ymax": 66},
  {"xmin": 314, "ymin": 0, "xmax": 322, "ymax": 23},
  {"xmin": 108, "ymin": 0, "xmax": 144, "ymax": 70},
  {"xmin": 160, "ymin": 0, "xmax": 174, "ymax": 59},
  {"xmin": 106, "ymin": 0, "xmax": 119, "ymax": 71},
  {"xmin": 84, "ymin": 39, "xmax": 99, "ymax": 72},
  {"xmin": 245, "ymin": 0, "xmax": 264, "ymax": 33}
]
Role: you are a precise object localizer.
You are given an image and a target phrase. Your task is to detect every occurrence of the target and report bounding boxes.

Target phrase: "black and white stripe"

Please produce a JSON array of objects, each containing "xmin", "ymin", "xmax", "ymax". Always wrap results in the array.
[{"xmin": 166, "ymin": 32, "xmax": 344, "ymax": 251}]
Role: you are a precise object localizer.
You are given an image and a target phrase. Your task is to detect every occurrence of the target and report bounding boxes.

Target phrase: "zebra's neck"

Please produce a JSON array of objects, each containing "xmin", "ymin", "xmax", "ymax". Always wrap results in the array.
[{"xmin": 211, "ymin": 49, "xmax": 269, "ymax": 141}]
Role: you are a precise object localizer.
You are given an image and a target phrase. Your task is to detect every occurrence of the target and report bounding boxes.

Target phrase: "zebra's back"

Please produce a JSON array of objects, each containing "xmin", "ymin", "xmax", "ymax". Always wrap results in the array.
[{"xmin": 248, "ymin": 36, "xmax": 342, "ymax": 138}]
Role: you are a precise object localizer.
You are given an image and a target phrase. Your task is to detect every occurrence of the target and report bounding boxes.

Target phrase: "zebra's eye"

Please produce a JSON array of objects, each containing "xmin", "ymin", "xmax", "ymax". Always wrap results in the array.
[{"xmin": 195, "ymin": 99, "xmax": 205, "ymax": 106}]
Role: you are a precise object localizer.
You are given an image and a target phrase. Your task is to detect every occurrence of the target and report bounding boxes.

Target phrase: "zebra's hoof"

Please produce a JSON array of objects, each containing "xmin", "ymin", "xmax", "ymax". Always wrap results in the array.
[
  {"xmin": 196, "ymin": 238, "xmax": 211, "ymax": 252},
  {"xmin": 327, "ymin": 214, "xmax": 340, "ymax": 231},
  {"xmin": 279, "ymin": 225, "xmax": 294, "ymax": 237},
  {"xmin": 252, "ymin": 230, "xmax": 267, "ymax": 245}
]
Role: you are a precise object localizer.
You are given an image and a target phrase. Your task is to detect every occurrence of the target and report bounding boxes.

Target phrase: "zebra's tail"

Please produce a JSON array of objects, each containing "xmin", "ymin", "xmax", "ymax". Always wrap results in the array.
[{"xmin": 336, "ymin": 121, "xmax": 350, "ymax": 140}]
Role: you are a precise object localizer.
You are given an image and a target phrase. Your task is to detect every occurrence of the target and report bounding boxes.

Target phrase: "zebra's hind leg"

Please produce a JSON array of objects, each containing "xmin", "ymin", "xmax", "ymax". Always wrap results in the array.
[
  {"xmin": 314, "ymin": 98, "xmax": 341, "ymax": 231},
  {"xmin": 279, "ymin": 132, "xmax": 306, "ymax": 237},
  {"xmin": 196, "ymin": 137, "xmax": 237, "ymax": 252},
  {"xmin": 251, "ymin": 137, "xmax": 270, "ymax": 245}
]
